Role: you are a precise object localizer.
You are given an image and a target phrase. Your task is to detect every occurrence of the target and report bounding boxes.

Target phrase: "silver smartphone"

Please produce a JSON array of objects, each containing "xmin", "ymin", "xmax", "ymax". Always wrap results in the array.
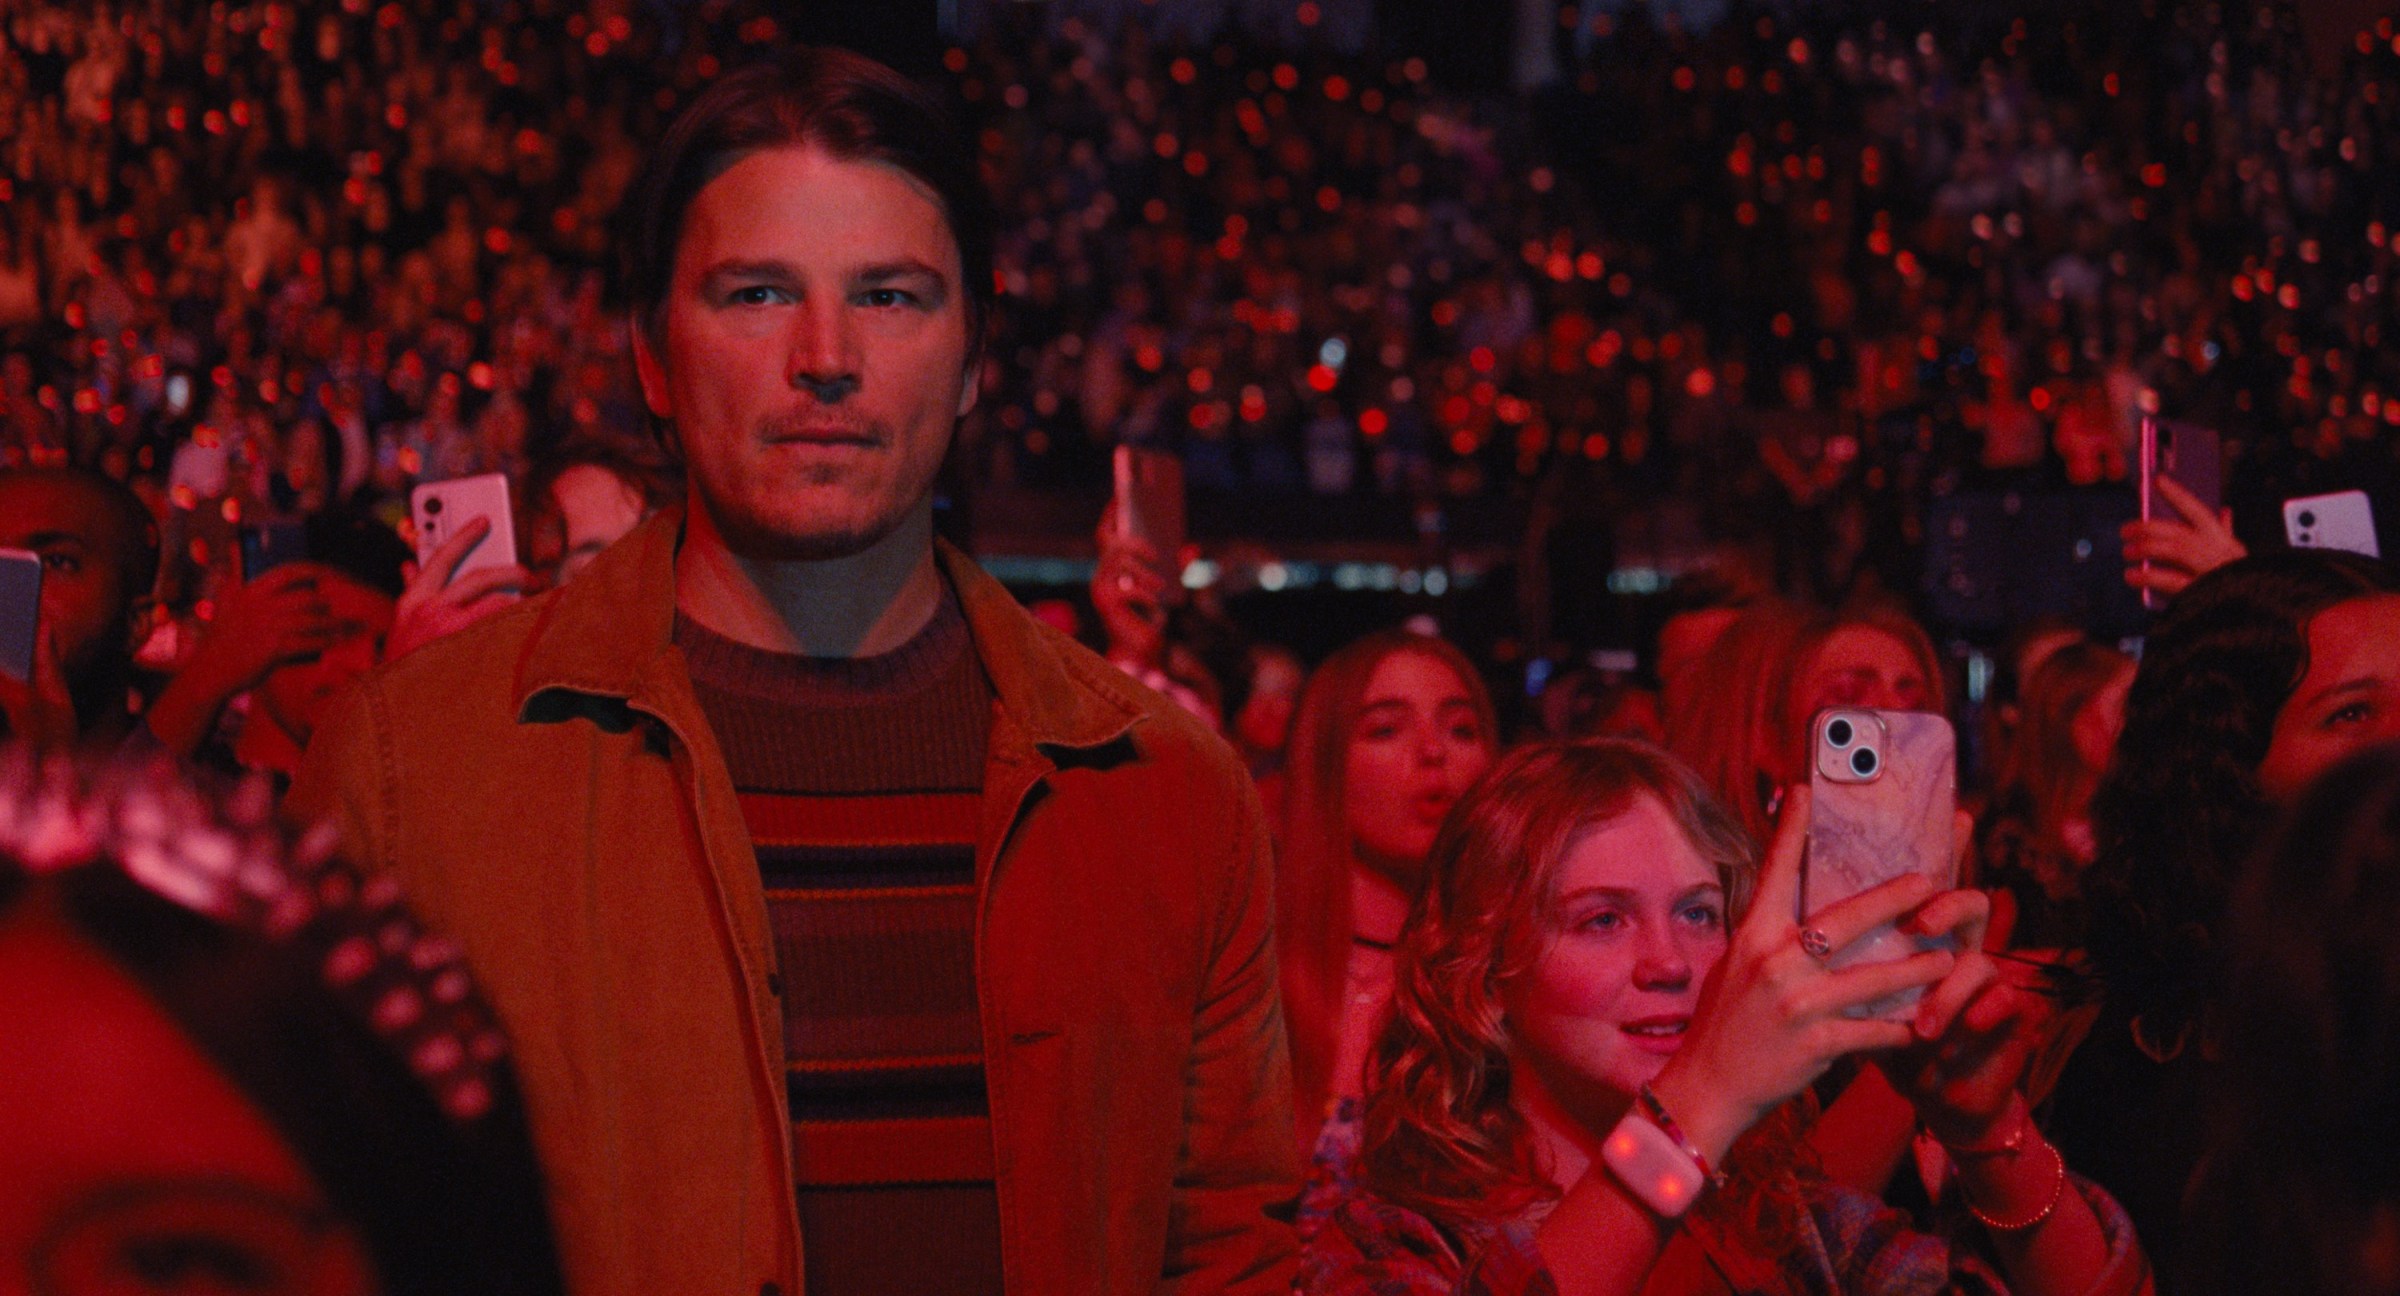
[{"xmin": 410, "ymin": 473, "xmax": 518, "ymax": 579}]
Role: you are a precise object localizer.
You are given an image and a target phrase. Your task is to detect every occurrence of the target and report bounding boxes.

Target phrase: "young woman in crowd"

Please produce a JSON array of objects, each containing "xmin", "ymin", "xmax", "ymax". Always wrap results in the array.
[
  {"xmin": 2059, "ymin": 550, "xmax": 2400, "ymax": 1268},
  {"xmin": 2184, "ymin": 742, "xmax": 2400, "ymax": 1296},
  {"xmin": 1277, "ymin": 629, "xmax": 1499, "ymax": 1232},
  {"xmin": 1974, "ymin": 639, "xmax": 2135, "ymax": 952},
  {"xmin": 1304, "ymin": 739, "xmax": 2147, "ymax": 1295},
  {"xmin": 0, "ymin": 749, "xmax": 563, "ymax": 1296}
]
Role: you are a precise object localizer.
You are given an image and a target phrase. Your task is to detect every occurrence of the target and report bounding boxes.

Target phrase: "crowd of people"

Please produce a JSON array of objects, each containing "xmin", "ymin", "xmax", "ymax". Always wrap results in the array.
[{"xmin": 10, "ymin": 3, "xmax": 2400, "ymax": 1296}]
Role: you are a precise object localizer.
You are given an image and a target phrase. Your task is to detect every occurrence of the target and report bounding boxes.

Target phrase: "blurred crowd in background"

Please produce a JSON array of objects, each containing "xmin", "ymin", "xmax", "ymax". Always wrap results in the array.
[{"xmin": 7, "ymin": 0, "xmax": 2400, "ymax": 741}]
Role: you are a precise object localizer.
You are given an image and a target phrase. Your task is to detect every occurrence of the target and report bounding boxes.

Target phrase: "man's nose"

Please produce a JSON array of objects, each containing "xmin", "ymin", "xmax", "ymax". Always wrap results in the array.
[{"xmin": 786, "ymin": 301, "xmax": 860, "ymax": 401}]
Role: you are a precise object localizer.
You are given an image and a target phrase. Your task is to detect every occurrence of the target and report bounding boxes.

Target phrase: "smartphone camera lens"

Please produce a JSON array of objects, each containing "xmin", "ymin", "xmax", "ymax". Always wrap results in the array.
[
  {"xmin": 2299, "ymin": 510, "xmax": 2317, "ymax": 527},
  {"xmin": 1825, "ymin": 717, "xmax": 1854, "ymax": 748},
  {"xmin": 1850, "ymin": 747, "xmax": 1878, "ymax": 777},
  {"xmin": 424, "ymin": 497, "xmax": 443, "ymax": 515}
]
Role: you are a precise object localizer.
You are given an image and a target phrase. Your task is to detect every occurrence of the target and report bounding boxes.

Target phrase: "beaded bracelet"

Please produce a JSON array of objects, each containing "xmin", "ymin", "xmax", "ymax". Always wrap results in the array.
[
  {"xmin": 1636, "ymin": 1083, "xmax": 1728, "ymax": 1191},
  {"xmin": 1962, "ymin": 1136, "xmax": 2066, "ymax": 1232}
]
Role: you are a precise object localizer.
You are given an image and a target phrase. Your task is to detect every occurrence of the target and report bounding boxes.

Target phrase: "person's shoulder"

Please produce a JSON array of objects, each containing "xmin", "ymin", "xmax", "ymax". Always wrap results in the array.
[{"xmin": 352, "ymin": 584, "xmax": 567, "ymax": 737}]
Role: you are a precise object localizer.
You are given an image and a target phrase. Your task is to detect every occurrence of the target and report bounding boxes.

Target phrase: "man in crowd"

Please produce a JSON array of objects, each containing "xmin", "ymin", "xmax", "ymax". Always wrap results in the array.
[
  {"xmin": 0, "ymin": 467, "xmax": 157, "ymax": 749},
  {"xmin": 290, "ymin": 46, "xmax": 1297, "ymax": 1296}
]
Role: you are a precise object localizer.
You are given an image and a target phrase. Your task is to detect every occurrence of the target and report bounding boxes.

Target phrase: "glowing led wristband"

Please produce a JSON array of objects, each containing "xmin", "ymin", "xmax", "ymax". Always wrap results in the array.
[{"xmin": 1600, "ymin": 1109, "xmax": 1709, "ymax": 1219}]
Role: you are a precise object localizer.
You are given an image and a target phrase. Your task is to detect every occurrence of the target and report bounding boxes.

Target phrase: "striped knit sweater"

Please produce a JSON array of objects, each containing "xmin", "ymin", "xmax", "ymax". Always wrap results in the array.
[{"xmin": 677, "ymin": 589, "xmax": 1002, "ymax": 1295}]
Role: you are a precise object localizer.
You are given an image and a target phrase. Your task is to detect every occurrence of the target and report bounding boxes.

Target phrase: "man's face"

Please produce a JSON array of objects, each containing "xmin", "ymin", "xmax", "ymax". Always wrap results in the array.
[
  {"xmin": 634, "ymin": 146, "xmax": 976, "ymax": 561},
  {"xmin": 0, "ymin": 476, "xmax": 139, "ymax": 687}
]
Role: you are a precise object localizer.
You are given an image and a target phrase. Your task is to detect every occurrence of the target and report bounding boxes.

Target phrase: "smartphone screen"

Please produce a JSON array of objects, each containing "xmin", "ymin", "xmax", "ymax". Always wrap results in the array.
[
  {"xmin": 1803, "ymin": 707, "xmax": 1958, "ymax": 1020},
  {"xmin": 0, "ymin": 548, "xmax": 41, "ymax": 684}
]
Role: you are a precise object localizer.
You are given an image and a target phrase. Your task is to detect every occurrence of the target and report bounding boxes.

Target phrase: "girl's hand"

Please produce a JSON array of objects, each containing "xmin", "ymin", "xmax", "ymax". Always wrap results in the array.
[
  {"xmin": 2121, "ymin": 473, "xmax": 2245, "ymax": 599},
  {"xmin": 1650, "ymin": 786, "xmax": 1964, "ymax": 1162}
]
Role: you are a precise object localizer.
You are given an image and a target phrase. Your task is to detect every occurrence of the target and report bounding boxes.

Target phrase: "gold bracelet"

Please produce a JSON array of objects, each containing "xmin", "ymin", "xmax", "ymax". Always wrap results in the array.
[{"xmin": 1963, "ymin": 1137, "xmax": 2065, "ymax": 1232}]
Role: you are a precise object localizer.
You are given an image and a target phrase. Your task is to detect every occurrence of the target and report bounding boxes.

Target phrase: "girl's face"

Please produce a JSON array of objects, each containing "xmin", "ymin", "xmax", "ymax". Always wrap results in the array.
[
  {"xmin": 0, "ymin": 909, "xmax": 377, "ymax": 1296},
  {"xmin": 2258, "ymin": 595, "xmax": 2400, "ymax": 804},
  {"xmin": 1502, "ymin": 795, "xmax": 1729, "ymax": 1104},
  {"xmin": 1343, "ymin": 651, "xmax": 1493, "ymax": 881},
  {"xmin": 1794, "ymin": 625, "xmax": 1931, "ymax": 724}
]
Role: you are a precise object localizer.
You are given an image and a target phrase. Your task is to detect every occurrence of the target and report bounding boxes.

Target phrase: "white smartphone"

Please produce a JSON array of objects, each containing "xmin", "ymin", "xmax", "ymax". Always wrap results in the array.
[
  {"xmin": 2284, "ymin": 490, "xmax": 2379, "ymax": 559},
  {"xmin": 1803, "ymin": 707, "xmax": 1958, "ymax": 1020},
  {"xmin": 410, "ymin": 473, "xmax": 518, "ymax": 579},
  {"xmin": 0, "ymin": 548, "xmax": 40, "ymax": 684}
]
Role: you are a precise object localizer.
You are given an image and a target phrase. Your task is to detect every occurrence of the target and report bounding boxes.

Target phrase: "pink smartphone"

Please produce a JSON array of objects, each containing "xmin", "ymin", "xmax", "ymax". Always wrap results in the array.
[
  {"xmin": 2137, "ymin": 417, "xmax": 2224, "ymax": 611},
  {"xmin": 1802, "ymin": 707, "xmax": 1957, "ymax": 1021},
  {"xmin": 410, "ymin": 473, "xmax": 518, "ymax": 580}
]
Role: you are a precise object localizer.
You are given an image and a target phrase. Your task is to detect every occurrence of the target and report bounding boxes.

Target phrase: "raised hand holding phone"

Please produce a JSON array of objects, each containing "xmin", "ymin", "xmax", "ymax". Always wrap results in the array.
[{"xmin": 386, "ymin": 514, "xmax": 529, "ymax": 664}]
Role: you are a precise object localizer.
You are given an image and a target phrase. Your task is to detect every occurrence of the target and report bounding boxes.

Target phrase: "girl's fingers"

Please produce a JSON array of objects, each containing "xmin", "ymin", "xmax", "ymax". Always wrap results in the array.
[
  {"xmin": 1901, "ymin": 887, "xmax": 1989, "ymax": 943},
  {"xmin": 1912, "ymin": 951, "xmax": 2000, "ymax": 1040},
  {"xmin": 1795, "ymin": 946, "xmax": 1955, "ymax": 1018},
  {"xmin": 1747, "ymin": 783, "xmax": 1810, "ymax": 932},
  {"xmin": 1800, "ymin": 870, "xmax": 1938, "ymax": 954}
]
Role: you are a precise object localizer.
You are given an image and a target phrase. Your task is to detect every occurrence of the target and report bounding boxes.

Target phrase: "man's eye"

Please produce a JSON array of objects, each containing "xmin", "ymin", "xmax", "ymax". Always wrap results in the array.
[
  {"xmin": 727, "ymin": 286, "xmax": 784, "ymax": 306},
  {"xmin": 2328, "ymin": 701, "xmax": 2374, "ymax": 728},
  {"xmin": 859, "ymin": 287, "xmax": 913, "ymax": 308},
  {"xmin": 42, "ymin": 553, "xmax": 80, "ymax": 575}
]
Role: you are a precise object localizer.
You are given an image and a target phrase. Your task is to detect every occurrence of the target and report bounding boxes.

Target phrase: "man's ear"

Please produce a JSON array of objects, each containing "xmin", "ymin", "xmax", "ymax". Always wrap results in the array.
[
  {"xmin": 631, "ymin": 319, "xmax": 673, "ymax": 419},
  {"xmin": 955, "ymin": 345, "xmax": 982, "ymax": 421}
]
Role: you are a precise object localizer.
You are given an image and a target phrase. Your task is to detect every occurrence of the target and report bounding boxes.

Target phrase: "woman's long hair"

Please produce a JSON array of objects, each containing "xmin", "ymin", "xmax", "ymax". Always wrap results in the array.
[
  {"xmin": 1357, "ymin": 739, "xmax": 1758, "ymax": 1223},
  {"xmin": 2004, "ymin": 638, "xmax": 2134, "ymax": 851},
  {"xmin": 2086, "ymin": 550, "xmax": 2400, "ymax": 1047},
  {"xmin": 1664, "ymin": 600, "xmax": 1810, "ymax": 849},
  {"xmin": 1276, "ymin": 629, "xmax": 1498, "ymax": 1147},
  {"xmin": 2184, "ymin": 743, "xmax": 2400, "ymax": 1296}
]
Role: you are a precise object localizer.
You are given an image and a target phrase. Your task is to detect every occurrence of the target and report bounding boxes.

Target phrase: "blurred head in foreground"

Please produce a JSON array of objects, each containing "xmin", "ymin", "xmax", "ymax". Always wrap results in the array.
[{"xmin": 0, "ymin": 748, "xmax": 562, "ymax": 1296}]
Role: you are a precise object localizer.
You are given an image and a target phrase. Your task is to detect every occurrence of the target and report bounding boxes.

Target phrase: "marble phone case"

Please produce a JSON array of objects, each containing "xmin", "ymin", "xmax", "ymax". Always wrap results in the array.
[{"xmin": 1802, "ymin": 708, "xmax": 1957, "ymax": 1021}]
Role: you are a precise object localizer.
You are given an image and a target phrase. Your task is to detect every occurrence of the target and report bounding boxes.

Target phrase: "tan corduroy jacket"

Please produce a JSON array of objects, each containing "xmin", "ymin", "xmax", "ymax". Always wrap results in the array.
[{"xmin": 287, "ymin": 508, "xmax": 1299, "ymax": 1295}]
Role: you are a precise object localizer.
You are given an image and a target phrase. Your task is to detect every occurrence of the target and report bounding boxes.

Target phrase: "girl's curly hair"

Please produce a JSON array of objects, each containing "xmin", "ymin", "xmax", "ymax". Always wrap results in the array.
[
  {"xmin": 1356, "ymin": 739, "xmax": 1770, "ymax": 1224},
  {"xmin": 2085, "ymin": 550, "xmax": 2400, "ymax": 1045}
]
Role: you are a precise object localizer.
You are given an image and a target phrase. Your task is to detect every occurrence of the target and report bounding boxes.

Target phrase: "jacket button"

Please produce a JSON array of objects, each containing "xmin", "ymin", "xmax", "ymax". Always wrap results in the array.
[
  {"xmin": 761, "ymin": 1283, "xmax": 782, "ymax": 1296},
  {"xmin": 767, "ymin": 973, "xmax": 784, "ymax": 998}
]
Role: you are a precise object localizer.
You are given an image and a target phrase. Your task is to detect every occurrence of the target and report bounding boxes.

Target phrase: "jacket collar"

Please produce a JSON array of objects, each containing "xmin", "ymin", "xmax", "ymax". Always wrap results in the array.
[{"xmin": 515, "ymin": 504, "xmax": 1145, "ymax": 754}]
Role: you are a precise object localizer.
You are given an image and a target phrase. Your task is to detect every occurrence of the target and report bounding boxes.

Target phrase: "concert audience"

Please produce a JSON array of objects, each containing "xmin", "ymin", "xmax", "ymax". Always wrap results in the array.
[
  {"xmin": 2061, "ymin": 549, "xmax": 2400, "ymax": 1270},
  {"xmin": 1303, "ymin": 739, "xmax": 2146, "ymax": 1295}
]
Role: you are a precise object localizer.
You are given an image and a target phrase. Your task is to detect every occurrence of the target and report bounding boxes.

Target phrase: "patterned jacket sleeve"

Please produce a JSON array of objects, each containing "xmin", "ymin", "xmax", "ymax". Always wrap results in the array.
[
  {"xmin": 1809, "ymin": 1172, "xmax": 2152, "ymax": 1296},
  {"xmin": 1301, "ymin": 1196, "xmax": 1559, "ymax": 1296}
]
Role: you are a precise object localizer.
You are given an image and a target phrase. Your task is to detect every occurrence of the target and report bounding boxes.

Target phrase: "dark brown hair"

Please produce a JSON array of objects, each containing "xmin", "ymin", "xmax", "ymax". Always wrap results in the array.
[{"xmin": 623, "ymin": 46, "xmax": 996, "ymax": 344}]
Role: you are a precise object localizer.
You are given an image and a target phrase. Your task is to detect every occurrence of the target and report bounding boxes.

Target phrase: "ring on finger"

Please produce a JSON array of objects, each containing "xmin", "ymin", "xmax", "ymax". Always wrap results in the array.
[{"xmin": 1798, "ymin": 926, "xmax": 1834, "ymax": 961}]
